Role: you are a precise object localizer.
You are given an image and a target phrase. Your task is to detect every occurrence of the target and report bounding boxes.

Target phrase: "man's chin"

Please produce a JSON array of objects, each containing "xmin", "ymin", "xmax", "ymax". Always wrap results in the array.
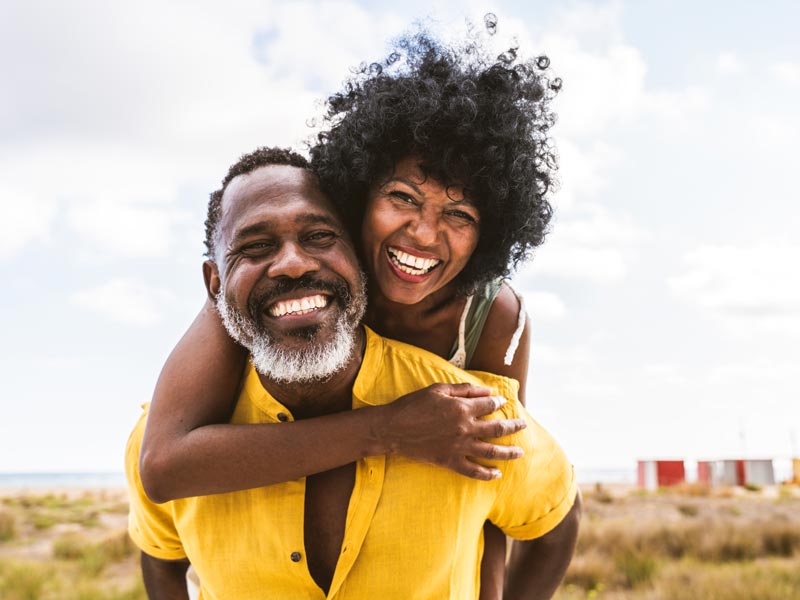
[{"xmin": 249, "ymin": 326, "xmax": 357, "ymax": 384}]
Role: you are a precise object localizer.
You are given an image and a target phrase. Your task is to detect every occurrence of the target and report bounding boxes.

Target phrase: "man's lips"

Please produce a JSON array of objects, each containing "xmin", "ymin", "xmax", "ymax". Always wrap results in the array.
[
  {"xmin": 386, "ymin": 246, "xmax": 441, "ymax": 276},
  {"xmin": 267, "ymin": 293, "xmax": 330, "ymax": 318}
]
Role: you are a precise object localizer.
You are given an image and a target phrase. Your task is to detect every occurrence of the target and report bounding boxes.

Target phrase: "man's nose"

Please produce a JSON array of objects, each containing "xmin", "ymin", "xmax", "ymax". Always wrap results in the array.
[{"xmin": 267, "ymin": 242, "xmax": 320, "ymax": 279}]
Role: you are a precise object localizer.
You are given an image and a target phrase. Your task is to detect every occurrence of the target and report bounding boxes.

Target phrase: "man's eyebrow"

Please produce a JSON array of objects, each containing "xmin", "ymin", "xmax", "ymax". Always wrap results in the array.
[
  {"xmin": 295, "ymin": 213, "xmax": 342, "ymax": 228},
  {"xmin": 230, "ymin": 213, "xmax": 342, "ymax": 244},
  {"xmin": 230, "ymin": 222, "xmax": 272, "ymax": 245}
]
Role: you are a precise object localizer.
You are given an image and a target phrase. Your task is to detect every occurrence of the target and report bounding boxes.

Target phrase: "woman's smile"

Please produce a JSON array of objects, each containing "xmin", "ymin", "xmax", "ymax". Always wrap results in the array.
[{"xmin": 361, "ymin": 156, "xmax": 480, "ymax": 305}]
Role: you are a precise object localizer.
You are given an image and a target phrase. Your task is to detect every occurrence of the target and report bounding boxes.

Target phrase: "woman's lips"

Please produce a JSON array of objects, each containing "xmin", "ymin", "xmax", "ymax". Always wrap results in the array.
[{"xmin": 386, "ymin": 247, "xmax": 441, "ymax": 275}]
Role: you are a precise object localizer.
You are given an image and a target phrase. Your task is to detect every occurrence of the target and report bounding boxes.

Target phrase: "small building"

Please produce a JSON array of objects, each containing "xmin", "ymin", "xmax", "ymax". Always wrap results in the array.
[
  {"xmin": 697, "ymin": 459, "xmax": 775, "ymax": 486},
  {"xmin": 637, "ymin": 460, "xmax": 685, "ymax": 490}
]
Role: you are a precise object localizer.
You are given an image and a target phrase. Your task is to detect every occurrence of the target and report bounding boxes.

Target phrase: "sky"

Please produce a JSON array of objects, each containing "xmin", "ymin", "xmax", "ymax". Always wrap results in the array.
[{"xmin": 1, "ymin": 0, "xmax": 798, "ymax": 475}]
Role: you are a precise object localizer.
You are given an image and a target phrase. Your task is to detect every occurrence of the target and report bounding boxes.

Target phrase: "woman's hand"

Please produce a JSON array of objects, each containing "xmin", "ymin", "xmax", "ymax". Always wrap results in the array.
[{"xmin": 375, "ymin": 383, "xmax": 526, "ymax": 480}]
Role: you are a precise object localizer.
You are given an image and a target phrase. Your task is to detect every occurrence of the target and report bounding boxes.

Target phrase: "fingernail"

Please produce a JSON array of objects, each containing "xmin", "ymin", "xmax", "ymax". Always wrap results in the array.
[
  {"xmin": 492, "ymin": 470, "xmax": 503, "ymax": 479},
  {"xmin": 494, "ymin": 397, "xmax": 507, "ymax": 409}
]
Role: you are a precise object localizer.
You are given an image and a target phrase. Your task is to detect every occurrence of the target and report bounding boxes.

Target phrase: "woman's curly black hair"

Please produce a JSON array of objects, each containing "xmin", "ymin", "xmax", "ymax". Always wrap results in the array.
[{"xmin": 310, "ymin": 22, "xmax": 560, "ymax": 294}]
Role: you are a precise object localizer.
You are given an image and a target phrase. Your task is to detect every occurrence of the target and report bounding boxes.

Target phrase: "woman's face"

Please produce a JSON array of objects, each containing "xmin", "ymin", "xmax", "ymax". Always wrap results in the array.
[{"xmin": 361, "ymin": 156, "xmax": 480, "ymax": 305}]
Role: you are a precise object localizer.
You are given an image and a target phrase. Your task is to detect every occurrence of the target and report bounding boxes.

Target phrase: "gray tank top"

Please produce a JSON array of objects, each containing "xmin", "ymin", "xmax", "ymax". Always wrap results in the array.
[{"xmin": 448, "ymin": 279, "xmax": 526, "ymax": 369}]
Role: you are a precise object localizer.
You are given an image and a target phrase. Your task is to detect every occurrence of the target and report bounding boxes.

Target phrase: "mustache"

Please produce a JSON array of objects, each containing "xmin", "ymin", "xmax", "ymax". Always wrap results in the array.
[{"xmin": 248, "ymin": 275, "xmax": 353, "ymax": 320}]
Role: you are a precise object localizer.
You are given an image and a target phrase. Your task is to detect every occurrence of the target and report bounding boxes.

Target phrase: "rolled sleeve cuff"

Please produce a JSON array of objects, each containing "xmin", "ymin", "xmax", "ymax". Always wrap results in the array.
[
  {"xmin": 128, "ymin": 519, "xmax": 187, "ymax": 561},
  {"xmin": 502, "ymin": 467, "xmax": 578, "ymax": 540}
]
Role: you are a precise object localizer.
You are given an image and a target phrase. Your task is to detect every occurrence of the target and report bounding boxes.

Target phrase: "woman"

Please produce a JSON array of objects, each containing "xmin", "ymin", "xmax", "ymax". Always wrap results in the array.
[{"xmin": 141, "ymin": 28, "xmax": 565, "ymax": 599}]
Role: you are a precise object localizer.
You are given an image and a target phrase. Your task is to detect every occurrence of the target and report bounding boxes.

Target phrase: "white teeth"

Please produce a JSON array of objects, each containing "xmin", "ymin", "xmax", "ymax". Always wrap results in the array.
[
  {"xmin": 388, "ymin": 248, "xmax": 440, "ymax": 276},
  {"xmin": 268, "ymin": 294, "xmax": 329, "ymax": 317}
]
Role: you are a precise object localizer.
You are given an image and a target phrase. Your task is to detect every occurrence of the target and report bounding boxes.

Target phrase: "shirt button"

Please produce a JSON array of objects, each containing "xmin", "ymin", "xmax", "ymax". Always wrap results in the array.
[
  {"xmin": 290, "ymin": 551, "xmax": 302, "ymax": 562},
  {"xmin": 277, "ymin": 412, "xmax": 289, "ymax": 422}
]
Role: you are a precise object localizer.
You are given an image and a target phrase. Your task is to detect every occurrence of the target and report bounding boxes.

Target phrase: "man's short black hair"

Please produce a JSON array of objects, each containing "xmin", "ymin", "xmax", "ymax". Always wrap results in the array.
[
  {"xmin": 205, "ymin": 147, "xmax": 309, "ymax": 260},
  {"xmin": 310, "ymin": 26, "xmax": 560, "ymax": 294}
]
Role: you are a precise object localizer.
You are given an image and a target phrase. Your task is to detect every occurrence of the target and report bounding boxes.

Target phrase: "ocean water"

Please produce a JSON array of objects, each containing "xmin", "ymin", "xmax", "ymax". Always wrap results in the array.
[
  {"xmin": 0, "ymin": 469, "xmax": 634, "ymax": 488},
  {"xmin": 0, "ymin": 462, "xmax": 791, "ymax": 488},
  {"xmin": 0, "ymin": 472, "xmax": 126, "ymax": 489}
]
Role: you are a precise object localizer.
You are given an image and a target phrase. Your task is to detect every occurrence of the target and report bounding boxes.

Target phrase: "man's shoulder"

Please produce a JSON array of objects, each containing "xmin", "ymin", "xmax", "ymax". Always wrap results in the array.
[{"xmin": 356, "ymin": 327, "xmax": 520, "ymax": 406}]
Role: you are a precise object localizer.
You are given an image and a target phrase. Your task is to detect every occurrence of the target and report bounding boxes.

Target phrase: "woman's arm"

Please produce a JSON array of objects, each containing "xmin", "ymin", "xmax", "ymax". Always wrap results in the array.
[
  {"xmin": 140, "ymin": 301, "xmax": 528, "ymax": 503},
  {"xmin": 468, "ymin": 284, "xmax": 531, "ymax": 405}
]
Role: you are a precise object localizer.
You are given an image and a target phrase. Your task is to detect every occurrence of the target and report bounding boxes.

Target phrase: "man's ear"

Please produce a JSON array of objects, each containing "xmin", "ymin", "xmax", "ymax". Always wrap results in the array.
[{"xmin": 203, "ymin": 260, "xmax": 221, "ymax": 302}]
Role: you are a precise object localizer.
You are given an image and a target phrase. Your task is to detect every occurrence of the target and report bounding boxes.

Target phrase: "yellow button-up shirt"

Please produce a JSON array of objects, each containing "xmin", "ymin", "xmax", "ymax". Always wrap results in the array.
[{"xmin": 127, "ymin": 327, "xmax": 577, "ymax": 599}]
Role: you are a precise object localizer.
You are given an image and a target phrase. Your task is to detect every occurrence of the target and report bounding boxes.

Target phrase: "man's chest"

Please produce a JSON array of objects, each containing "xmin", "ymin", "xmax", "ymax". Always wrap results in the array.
[{"xmin": 171, "ymin": 455, "xmax": 497, "ymax": 599}]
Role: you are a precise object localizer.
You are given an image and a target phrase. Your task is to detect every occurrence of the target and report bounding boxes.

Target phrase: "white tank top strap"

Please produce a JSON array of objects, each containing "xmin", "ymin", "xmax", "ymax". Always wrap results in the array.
[
  {"xmin": 503, "ymin": 281, "xmax": 526, "ymax": 366},
  {"xmin": 449, "ymin": 293, "xmax": 474, "ymax": 369}
]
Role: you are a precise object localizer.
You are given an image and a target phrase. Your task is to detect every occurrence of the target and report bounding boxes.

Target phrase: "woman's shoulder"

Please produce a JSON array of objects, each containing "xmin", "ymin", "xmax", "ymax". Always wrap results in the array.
[{"xmin": 468, "ymin": 281, "xmax": 531, "ymax": 386}]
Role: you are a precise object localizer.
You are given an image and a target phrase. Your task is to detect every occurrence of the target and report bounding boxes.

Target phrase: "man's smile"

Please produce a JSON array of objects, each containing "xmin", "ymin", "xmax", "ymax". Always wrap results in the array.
[{"xmin": 267, "ymin": 294, "xmax": 330, "ymax": 318}]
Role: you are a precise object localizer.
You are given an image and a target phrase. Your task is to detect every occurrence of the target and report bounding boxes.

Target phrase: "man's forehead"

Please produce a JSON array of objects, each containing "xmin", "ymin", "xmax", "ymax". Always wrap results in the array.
[{"xmin": 221, "ymin": 165, "xmax": 341, "ymax": 228}]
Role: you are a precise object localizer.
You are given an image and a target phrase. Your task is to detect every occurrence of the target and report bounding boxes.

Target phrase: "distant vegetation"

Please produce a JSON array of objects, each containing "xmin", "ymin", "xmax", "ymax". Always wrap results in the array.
[
  {"xmin": 555, "ymin": 483, "xmax": 800, "ymax": 599},
  {"xmin": 1, "ymin": 485, "xmax": 799, "ymax": 599},
  {"xmin": 0, "ymin": 490, "xmax": 143, "ymax": 600}
]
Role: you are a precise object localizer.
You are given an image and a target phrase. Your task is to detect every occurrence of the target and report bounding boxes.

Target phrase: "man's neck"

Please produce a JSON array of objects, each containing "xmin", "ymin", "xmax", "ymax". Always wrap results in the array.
[{"xmin": 257, "ymin": 327, "xmax": 366, "ymax": 420}]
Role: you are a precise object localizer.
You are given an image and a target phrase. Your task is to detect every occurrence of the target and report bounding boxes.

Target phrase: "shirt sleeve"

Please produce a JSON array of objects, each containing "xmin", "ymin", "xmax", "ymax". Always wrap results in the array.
[
  {"xmin": 125, "ymin": 406, "xmax": 188, "ymax": 560},
  {"xmin": 486, "ymin": 380, "xmax": 578, "ymax": 540}
]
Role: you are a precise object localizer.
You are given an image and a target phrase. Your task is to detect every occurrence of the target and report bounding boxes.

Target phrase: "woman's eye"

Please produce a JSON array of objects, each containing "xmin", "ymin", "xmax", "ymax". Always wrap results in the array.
[
  {"xmin": 389, "ymin": 191, "xmax": 417, "ymax": 205},
  {"xmin": 446, "ymin": 210, "xmax": 478, "ymax": 223}
]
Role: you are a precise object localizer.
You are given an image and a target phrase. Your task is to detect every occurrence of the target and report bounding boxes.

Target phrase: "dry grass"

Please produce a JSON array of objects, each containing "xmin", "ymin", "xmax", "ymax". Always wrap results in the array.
[
  {"xmin": 0, "ymin": 489, "xmax": 144, "ymax": 600},
  {"xmin": 555, "ymin": 484, "xmax": 800, "ymax": 599},
  {"xmin": 2, "ymin": 485, "xmax": 799, "ymax": 599},
  {"xmin": 0, "ymin": 510, "xmax": 16, "ymax": 541}
]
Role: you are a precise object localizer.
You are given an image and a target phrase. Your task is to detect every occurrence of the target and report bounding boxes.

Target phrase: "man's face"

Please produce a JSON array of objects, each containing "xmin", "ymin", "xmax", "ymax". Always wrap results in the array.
[{"xmin": 206, "ymin": 165, "xmax": 366, "ymax": 383}]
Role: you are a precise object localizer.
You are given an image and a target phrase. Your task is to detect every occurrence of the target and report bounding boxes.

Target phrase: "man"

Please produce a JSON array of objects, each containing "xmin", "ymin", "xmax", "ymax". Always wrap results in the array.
[{"xmin": 126, "ymin": 148, "xmax": 580, "ymax": 599}]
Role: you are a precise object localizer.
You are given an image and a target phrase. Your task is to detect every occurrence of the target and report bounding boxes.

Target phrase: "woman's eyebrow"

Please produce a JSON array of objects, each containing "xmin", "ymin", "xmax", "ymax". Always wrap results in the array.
[{"xmin": 384, "ymin": 176, "xmax": 423, "ymax": 195}]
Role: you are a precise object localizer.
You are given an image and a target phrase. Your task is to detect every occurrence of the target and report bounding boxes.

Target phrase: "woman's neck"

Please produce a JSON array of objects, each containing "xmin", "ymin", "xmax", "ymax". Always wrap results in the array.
[{"xmin": 365, "ymin": 281, "xmax": 467, "ymax": 358}]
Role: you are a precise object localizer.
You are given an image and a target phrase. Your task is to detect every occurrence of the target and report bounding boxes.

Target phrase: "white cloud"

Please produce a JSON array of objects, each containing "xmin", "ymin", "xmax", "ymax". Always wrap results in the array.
[
  {"xmin": 0, "ymin": 1, "xmax": 404, "ymax": 260},
  {"xmin": 717, "ymin": 52, "xmax": 745, "ymax": 75},
  {"xmin": 70, "ymin": 278, "xmax": 177, "ymax": 326},
  {"xmin": 0, "ymin": 182, "xmax": 58, "ymax": 258},
  {"xmin": 669, "ymin": 243, "xmax": 800, "ymax": 335},
  {"xmin": 542, "ymin": 32, "xmax": 648, "ymax": 138},
  {"xmin": 518, "ymin": 206, "xmax": 648, "ymax": 284},
  {"xmin": 68, "ymin": 200, "xmax": 177, "ymax": 259},
  {"xmin": 769, "ymin": 61, "xmax": 800, "ymax": 86},
  {"xmin": 529, "ymin": 342, "xmax": 596, "ymax": 367},
  {"xmin": 522, "ymin": 292, "xmax": 566, "ymax": 321},
  {"xmin": 554, "ymin": 140, "xmax": 621, "ymax": 209},
  {"xmin": 642, "ymin": 364, "xmax": 687, "ymax": 386},
  {"xmin": 527, "ymin": 244, "xmax": 628, "ymax": 283},
  {"xmin": 706, "ymin": 360, "xmax": 799, "ymax": 387},
  {"xmin": 644, "ymin": 86, "xmax": 711, "ymax": 121},
  {"xmin": 562, "ymin": 381, "xmax": 621, "ymax": 398},
  {"xmin": 553, "ymin": 206, "xmax": 648, "ymax": 247}
]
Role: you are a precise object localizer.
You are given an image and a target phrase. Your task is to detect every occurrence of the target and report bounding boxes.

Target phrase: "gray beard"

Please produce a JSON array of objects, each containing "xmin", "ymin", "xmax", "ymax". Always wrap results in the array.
[{"xmin": 215, "ymin": 286, "xmax": 365, "ymax": 384}]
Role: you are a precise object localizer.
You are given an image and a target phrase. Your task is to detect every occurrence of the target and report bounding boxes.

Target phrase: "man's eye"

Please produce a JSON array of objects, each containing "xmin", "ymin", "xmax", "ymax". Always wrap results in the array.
[
  {"xmin": 241, "ymin": 242, "xmax": 274, "ymax": 255},
  {"xmin": 305, "ymin": 231, "xmax": 337, "ymax": 244}
]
